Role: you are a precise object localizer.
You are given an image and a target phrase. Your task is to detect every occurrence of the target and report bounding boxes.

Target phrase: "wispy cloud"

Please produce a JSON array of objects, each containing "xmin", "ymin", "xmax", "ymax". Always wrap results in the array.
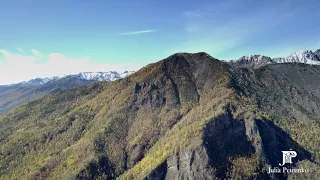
[
  {"xmin": 31, "ymin": 49, "xmax": 40, "ymax": 57},
  {"xmin": 170, "ymin": 0, "xmax": 307, "ymax": 59},
  {"xmin": 118, "ymin": 29, "xmax": 157, "ymax": 36},
  {"xmin": 0, "ymin": 49, "xmax": 11, "ymax": 57},
  {"xmin": 16, "ymin": 48, "xmax": 25, "ymax": 54}
]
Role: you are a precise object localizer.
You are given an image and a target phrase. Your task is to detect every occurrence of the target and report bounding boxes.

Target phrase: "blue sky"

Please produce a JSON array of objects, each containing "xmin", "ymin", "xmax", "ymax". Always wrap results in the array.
[{"xmin": 0, "ymin": 0, "xmax": 320, "ymax": 84}]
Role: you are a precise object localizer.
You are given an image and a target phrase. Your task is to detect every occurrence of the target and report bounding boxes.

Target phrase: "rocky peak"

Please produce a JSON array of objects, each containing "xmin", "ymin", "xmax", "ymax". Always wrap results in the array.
[
  {"xmin": 167, "ymin": 52, "xmax": 213, "ymax": 61},
  {"xmin": 280, "ymin": 50, "xmax": 320, "ymax": 64},
  {"xmin": 231, "ymin": 50, "xmax": 320, "ymax": 69},
  {"xmin": 230, "ymin": 55, "xmax": 273, "ymax": 69}
]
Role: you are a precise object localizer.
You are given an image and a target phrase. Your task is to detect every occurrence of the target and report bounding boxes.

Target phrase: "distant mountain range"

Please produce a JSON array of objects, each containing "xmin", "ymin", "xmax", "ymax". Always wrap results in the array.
[
  {"xmin": 1, "ymin": 49, "xmax": 320, "ymax": 115},
  {"xmin": 0, "ymin": 71, "xmax": 134, "ymax": 114},
  {"xmin": 2, "ymin": 71, "xmax": 134, "ymax": 87},
  {"xmin": 1, "ymin": 51, "xmax": 319, "ymax": 179},
  {"xmin": 229, "ymin": 49, "xmax": 320, "ymax": 68},
  {"xmin": 2, "ymin": 49, "xmax": 319, "ymax": 87}
]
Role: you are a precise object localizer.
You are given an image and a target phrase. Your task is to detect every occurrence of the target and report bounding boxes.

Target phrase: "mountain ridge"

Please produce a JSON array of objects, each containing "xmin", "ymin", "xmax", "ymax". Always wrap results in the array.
[
  {"xmin": 230, "ymin": 49, "xmax": 320, "ymax": 68},
  {"xmin": 2, "ymin": 49, "xmax": 319, "ymax": 87},
  {"xmin": 0, "ymin": 71, "xmax": 134, "ymax": 114},
  {"xmin": 0, "ymin": 52, "xmax": 319, "ymax": 179},
  {"xmin": 1, "ymin": 71, "xmax": 134, "ymax": 87}
]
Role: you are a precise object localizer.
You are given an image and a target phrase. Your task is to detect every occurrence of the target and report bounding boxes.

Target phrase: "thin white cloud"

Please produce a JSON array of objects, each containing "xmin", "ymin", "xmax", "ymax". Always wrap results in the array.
[
  {"xmin": 31, "ymin": 49, "xmax": 40, "ymax": 57},
  {"xmin": 172, "ymin": 0, "xmax": 302, "ymax": 59},
  {"xmin": 0, "ymin": 49, "xmax": 11, "ymax": 57},
  {"xmin": 0, "ymin": 49, "xmax": 143, "ymax": 85},
  {"xmin": 16, "ymin": 48, "xmax": 25, "ymax": 54},
  {"xmin": 118, "ymin": 29, "xmax": 157, "ymax": 36}
]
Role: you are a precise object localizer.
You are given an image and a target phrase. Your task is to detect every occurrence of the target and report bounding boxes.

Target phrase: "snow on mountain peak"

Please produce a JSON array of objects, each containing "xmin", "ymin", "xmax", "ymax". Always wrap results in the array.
[
  {"xmin": 274, "ymin": 50, "xmax": 320, "ymax": 65},
  {"xmin": 232, "ymin": 49, "xmax": 320, "ymax": 68},
  {"xmin": 3, "ymin": 71, "xmax": 134, "ymax": 87},
  {"xmin": 73, "ymin": 71, "xmax": 134, "ymax": 81},
  {"xmin": 230, "ymin": 55, "xmax": 274, "ymax": 68}
]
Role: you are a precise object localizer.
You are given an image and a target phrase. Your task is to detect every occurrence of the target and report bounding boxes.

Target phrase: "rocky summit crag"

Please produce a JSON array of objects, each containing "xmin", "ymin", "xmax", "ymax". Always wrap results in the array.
[
  {"xmin": 230, "ymin": 49, "xmax": 320, "ymax": 68},
  {"xmin": 0, "ymin": 52, "xmax": 319, "ymax": 180}
]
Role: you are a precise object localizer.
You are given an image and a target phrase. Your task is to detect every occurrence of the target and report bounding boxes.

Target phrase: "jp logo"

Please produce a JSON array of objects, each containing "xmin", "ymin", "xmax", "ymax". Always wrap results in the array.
[{"xmin": 279, "ymin": 150, "xmax": 297, "ymax": 166}]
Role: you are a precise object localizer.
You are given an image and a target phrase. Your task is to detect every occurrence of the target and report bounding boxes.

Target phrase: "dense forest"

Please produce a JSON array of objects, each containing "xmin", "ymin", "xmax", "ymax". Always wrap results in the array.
[{"xmin": 0, "ymin": 52, "xmax": 319, "ymax": 179}]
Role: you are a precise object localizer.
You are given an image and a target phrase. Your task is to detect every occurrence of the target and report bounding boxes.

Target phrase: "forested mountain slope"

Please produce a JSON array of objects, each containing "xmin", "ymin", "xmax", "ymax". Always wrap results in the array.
[{"xmin": 0, "ymin": 52, "xmax": 319, "ymax": 180}]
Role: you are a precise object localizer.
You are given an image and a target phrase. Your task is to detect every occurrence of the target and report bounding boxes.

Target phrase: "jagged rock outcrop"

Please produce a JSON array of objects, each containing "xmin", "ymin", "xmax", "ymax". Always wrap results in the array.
[
  {"xmin": 165, "ymin": 147, "xmax": 213, "ymax": 180},
  {"xmin": 231, "ymin": 49, "xmax": 320, "ymax": 69}
]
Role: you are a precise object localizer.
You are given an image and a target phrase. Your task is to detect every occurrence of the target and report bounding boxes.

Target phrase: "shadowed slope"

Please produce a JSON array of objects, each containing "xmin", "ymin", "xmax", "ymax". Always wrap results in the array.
[{"xmin": 0, "ymin": 53, "xmax": 319, "ymax": 180}]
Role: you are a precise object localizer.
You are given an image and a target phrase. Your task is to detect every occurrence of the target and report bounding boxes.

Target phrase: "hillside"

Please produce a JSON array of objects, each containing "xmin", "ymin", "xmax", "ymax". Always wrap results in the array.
[
  {"xmin": 0, "ymin": 71, "xmax": 133, "ymax": 115},
  {"xmin": 0, "ymin": 52, "xmax": 319, "ymax": 180},
  {"xmin": 0, "ymin": 77, "xmax": 96, "ymax": 115}
]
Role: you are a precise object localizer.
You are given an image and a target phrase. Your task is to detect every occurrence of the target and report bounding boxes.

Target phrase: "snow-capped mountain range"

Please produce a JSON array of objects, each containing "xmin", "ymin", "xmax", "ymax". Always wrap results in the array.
[
  {"xmin": 230, "ymin": 49, "xmax": 320, "ymax": 68},
  {"xmin": 273, "ymin": 50, "xmax": 320, "ymax": 65},
  {"xmin": 3, "ymin": 49, "xmax": 320, "ymax": 86},
  {"xmin": 3, "ymin": 71, "xmax": 134, "ymax": 87}
]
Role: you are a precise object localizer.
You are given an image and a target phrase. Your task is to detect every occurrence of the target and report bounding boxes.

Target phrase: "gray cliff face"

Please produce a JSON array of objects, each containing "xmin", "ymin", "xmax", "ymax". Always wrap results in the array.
[
  {"xmin": 144, "ymin": 61, "xmax": 320, "ymax": 179},
  {"xmin": 164, "ymin": 147, "xmax": 214, "ymax": 180},
  {"xmin": 145, "ymin": 147, "xmax": 214, "ymax": 180},
  {"xmin": 145, "ymin": 106, "xmax": 315, "ymax": 180},
  {"xmin": 145, "ymin": 111, "xmax": 250, "ymax": 180},
  {"xmin": 143, "ymin": 111, "xmax": 258, "ymax": 180}
]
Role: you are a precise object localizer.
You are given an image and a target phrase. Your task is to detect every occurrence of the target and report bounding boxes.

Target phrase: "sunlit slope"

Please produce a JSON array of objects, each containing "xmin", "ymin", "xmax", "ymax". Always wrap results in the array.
[{"xmin": 0, "ymin": 53, "xmax": 319, "ymax": 180}]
